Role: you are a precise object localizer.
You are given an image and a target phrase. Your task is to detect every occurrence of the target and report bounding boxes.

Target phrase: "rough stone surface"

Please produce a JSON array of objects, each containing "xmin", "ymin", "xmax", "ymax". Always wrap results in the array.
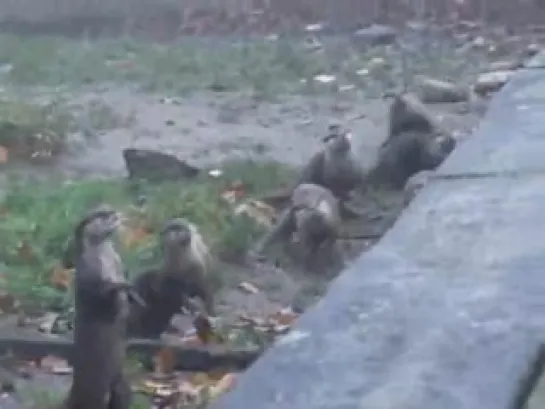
[
  {"xmin": 211, "ymin": 56, "xmax": 545, "ymax": 409},
  {"xmin": 441, "ymin": 65, "xmax": 545, "ymax": 176}
]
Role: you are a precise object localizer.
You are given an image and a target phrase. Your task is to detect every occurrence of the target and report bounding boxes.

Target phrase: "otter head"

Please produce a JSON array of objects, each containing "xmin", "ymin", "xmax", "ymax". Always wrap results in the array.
[
  {"xmin": 322, "ymin": 123, "xmax": 352, "ymax": 155},
  {"xmin": 294, "ymin": 207, "xmax": 335, "ymax": 244},
  {"xmin": 160, "ymin": 218, "xmax": 193, "ymax": 258},
  {"xmin": 74, "ymin": 204, "xmax": 122, "ymax": 249}
]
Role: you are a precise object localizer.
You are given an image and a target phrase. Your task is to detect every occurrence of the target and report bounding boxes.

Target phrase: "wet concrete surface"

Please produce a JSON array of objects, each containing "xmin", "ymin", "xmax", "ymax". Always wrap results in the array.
[{"xmin": 211, "ymin": 55, "xmax": 545, "ymax": 409}]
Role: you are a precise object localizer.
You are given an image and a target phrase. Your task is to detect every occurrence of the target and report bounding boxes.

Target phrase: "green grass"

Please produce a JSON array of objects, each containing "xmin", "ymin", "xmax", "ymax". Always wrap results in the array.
[
  {"xmin": 0, "ymin": 160, "xmax": 295, "ymax": 310},
  {"xmin": 0, "ymin": 33, "xmax": 492, "ymax": 100},
  {"xmin": 0, "ymin": 34, "xmax": 336, "ymax": 97}
]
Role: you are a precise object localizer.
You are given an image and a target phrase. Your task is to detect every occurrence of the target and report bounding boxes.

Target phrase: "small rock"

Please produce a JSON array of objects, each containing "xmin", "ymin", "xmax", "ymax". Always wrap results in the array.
[
  {"xmin": 414, "ymin": 76, "xmax": 469, "ymax": 104},
  {"xmin": 525, "ymin": 43, "xmax": 541, "ymax": 59},
  {"xmin": 474, "ymin": 70, "xmax": 515, "ymax": 96},
  {"xmin": 471, "ymin": 36, "xmax": 487, "ymax": 48},
  {"xmin": 353, "ymin": 24, "xmax": 397, "ymax": 46},
  {"xmin": 305, "ymin": 23, "xmax": 324, "ymax": 32},
  {"xmin": 38, "ymin": 312, "xmax": 60, "ymax": 334},
  {"xmin": 122, "ymin": 148, "xmax": 201, "ymax": 182},
  {"xmin": 487, "ymin": 60, "xmax": 522, "ymax": 72}
]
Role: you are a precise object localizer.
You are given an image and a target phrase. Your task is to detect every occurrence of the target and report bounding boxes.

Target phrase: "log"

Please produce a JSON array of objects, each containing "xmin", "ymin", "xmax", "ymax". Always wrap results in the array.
[{"xmin": 0, "ymin": 336, "xmax": 263, "ymax": 372}]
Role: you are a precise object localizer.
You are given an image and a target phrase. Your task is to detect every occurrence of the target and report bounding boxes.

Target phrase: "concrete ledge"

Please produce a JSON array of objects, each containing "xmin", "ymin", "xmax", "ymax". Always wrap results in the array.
[{"xmin": 211, "ymin": 56, "xmax": 545, "ymax": 409}]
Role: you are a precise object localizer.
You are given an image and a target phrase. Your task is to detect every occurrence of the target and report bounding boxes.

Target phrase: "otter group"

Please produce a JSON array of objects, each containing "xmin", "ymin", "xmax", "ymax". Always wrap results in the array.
[
  {"xmin": 61, "ymin": 93, "xmax": 455, "ymax": 409},
  {"xmin": 250, "ymin": 95, "xmax": 456, "ymax": 269},
  {"xmin": 64, "ymin": 205, "xmax": 213, "ymax": 409}
]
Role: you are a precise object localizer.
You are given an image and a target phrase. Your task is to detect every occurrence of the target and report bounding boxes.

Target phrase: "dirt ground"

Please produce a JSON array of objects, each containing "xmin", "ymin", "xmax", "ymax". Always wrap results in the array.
[{"xmin": 52, "ymin": 88, "xmax": 482, "ymax": 178}]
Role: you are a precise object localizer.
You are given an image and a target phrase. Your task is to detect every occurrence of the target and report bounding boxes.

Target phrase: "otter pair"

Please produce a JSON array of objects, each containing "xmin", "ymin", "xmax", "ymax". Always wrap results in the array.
[{"xmin": 66, "ymin": 206, "xmax": 211, "ymax": 409}]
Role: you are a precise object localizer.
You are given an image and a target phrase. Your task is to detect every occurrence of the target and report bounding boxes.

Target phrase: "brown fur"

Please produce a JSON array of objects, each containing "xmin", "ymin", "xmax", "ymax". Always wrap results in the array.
[
  {"xmin": 296, "ymin": 124, "xmax": 363, "ymax": 202},
  {"xmin": 251, "ymin": 184, "xmax": 343, "ymax": 269},
  {"xmin": 128, "ymin": 218, "xmax": 214, "ymax": 339},
  {"xmin": 65, "ymin": 205, "xmax": 132, "ymax": 409}
]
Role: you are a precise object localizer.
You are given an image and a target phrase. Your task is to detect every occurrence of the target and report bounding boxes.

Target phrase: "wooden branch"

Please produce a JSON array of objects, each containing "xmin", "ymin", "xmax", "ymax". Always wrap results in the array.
[{"xmin": 0, "ymin": 336, "xmax": 263, "ymax": 372}]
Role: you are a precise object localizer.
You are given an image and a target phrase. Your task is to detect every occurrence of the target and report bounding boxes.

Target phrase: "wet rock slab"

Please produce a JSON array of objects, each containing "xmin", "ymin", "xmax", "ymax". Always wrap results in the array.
[
  {"xmin": 211, "ymin": 56, "xmax": 545, "ymax": 409},
  {"xmin": 441, "ymin": 61, "xmax": 545, "ymax": 175}
]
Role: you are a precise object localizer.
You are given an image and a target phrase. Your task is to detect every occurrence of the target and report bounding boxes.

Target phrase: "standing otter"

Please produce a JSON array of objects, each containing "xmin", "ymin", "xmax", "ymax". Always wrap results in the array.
[
  {"xmin": 128, "ymin": 218, "xmax": 214, "ymax": 339},
  {"xmin": 295, "ymin": 124, "xmax": 364, "ymax": 218},
  {"xmin": 300, "ymin": 124, "xmax": 364, "ymax": 196},
  {"xmin": 64, "ymin": 205, "xmax": 133, "ymax": 409}
]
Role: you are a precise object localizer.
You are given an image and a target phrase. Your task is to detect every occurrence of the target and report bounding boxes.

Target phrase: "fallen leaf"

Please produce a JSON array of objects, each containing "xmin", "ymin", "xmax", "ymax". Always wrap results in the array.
[
  {"xmin": 17, "ymin": 240, "xmax": 36, "ymax": 262},
  {"xmin": 179, "ymin": 334, "xmax": 203, "ymax": 347},
  {"xmin": 272, "ymin": 324, "xmax": 292, "ymax": 334},
  {"xmin": 154, "ymin": 347, "xmax": 175, "ymax": 376},
  {"xmin": 220, "ymin": 181, "xmax": 247, "ymax": 204},
  {"xmin": 234, "ymin": 200, "xmax": 276, "ymax": 228},
  {"xmin": 40, "ymin": 355, "xmax": 72, "ymax": 375},
  {"xmin": 50, "ymin": 265, "xmax": 73, "ymax": 290},
  {"xmin": 209, "ymin": 373, "xmax": 237, "ymax": 399},
  {"xmin": 194, "ymin": 315, "xmax": 221, "ymax": 345},
  {"xmin": 368, "ymin": 57, "xmax": 386, "ymax": 69},
  {"xmin": 208, "ymin": 169, "xmax": 222, "ymax": 178},
  {"xmin": 270, "ymin": 309, "xmax": 299, "ymax": 326},
  {"xmin": 305, "ymin": 23, "xmax": 323, "ymax": 32},
  {"xmin": 138, "ymin": 379, "xmax": 176, "ymax": 397},
  {"xmin": 0, "ymin": 293, "xmax": 17, "ymax": 314},
  {"xmin": 0, "ymin": 146, "xmax": 8, "ymax": 164},
  {"xmin": 178, "ymin": 381, "xmax": 203, "ymax": 400},
  {"xmin": 0, "ymin": 207, "xmax": 10, "ymax": 218},
  {"xmin": 313, "ymin": 74, "xmax": 336, "ymax": 84},
  {"xmin": 119, "ymin": 224, "xmax": 151, "ymax": 249},
  {"xmin": 238, "ymin": 282, "xmax": 260, "ymax": 294}
]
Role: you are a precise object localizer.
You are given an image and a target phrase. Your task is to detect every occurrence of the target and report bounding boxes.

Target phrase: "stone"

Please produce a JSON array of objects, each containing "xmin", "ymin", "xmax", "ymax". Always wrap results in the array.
[
  {"xmin": 441, "ymin": 68, "xmax": 545, "ymax": 175},
  {"xmin": 415, "ymin": 76, "xmax": 470, "ymax": 104},
  {"xmin": 474, "ymin": 70, "xmax": 516, "ymax": 96},
  {"xmin": 353, "ymin": 24, "xmax": 397, "ymax": 46},
  {"xmin": 122, "ymin": 148, "xmax": 201, "ymax": 182}
]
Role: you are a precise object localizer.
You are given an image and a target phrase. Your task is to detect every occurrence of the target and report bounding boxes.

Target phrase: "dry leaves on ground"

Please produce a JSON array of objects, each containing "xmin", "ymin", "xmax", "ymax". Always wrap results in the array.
[{"xmin": 50, "ymin": 265, "xmax": 73, "ymax": 290}]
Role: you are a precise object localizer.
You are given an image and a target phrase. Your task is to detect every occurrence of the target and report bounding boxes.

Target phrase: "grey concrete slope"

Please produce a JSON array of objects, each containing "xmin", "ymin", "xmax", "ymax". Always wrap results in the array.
[{"xmin": 211, "ymin": 60, "xmax": 545, "ymax": 409}]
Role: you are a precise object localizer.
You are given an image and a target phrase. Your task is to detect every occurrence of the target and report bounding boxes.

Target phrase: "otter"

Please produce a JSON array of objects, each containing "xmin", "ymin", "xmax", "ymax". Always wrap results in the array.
[
  {"xmin": 250, "ymin": 183, "xmax": 343, "ymax": 270},
  {"xmin": 128, "ymin": 218, "xmax": 214, "ymax": 339},
  {"xmin": 64, "ymin": 205, "xmax": 133, "ymax": 409}
]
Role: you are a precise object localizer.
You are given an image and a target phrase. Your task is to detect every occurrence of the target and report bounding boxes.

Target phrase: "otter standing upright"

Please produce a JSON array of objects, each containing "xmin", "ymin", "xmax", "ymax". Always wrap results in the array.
[
  {"xmin": 65, "ymin": 205, "xmax": 132, "ymax": 409},
  {"xmin": 294, "ymin": 124, "xmax": 364, "ymax": 218},
  {"xmin": 128, "ymin": 218, "xmax": 214, "ymax": 339}
]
